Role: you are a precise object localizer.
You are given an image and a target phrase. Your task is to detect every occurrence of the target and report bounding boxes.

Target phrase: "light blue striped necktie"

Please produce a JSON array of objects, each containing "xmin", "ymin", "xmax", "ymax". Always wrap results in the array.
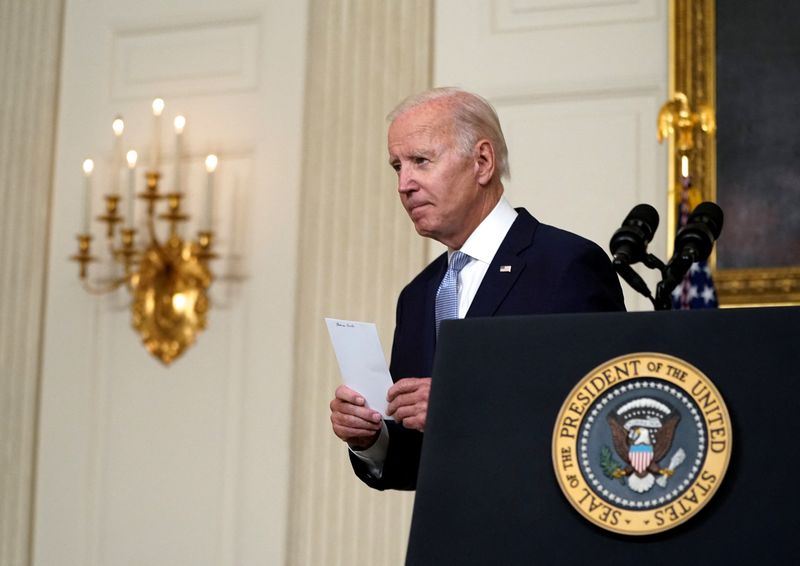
[{"xmin": 435, "ymin": 251, "xmax": 472, "ymax": 336}]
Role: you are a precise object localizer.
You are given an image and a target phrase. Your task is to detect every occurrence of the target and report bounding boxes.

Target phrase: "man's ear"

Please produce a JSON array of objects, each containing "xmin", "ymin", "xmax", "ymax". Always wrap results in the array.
[{"xmin": 473, "ymin": 139, "xmax": 496, "ymax": 186}]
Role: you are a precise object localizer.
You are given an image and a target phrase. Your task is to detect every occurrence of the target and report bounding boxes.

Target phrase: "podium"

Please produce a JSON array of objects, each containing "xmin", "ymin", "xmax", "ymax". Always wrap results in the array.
[{"xmin": 406, "ymin": 307, "xmax": 800, "ymax": 565}]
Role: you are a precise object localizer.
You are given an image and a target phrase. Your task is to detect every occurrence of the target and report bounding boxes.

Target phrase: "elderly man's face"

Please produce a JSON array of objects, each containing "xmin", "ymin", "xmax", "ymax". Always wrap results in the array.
[{"xmin": 388, "ymin": 102, "xmax": 486, "ymax": 248}]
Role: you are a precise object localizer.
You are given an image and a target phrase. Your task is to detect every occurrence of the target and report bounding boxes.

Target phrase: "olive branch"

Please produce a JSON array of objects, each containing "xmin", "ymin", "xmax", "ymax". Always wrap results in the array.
[{"xmin": 599, "ymin": 445, "xmax": 625, "ymax": 483}]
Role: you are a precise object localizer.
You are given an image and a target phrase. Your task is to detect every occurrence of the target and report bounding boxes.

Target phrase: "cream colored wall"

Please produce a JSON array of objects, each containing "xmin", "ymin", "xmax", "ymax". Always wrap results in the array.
[{"xmin": 33, "ymin": 1, "xmax": 307, "ymax": 565}]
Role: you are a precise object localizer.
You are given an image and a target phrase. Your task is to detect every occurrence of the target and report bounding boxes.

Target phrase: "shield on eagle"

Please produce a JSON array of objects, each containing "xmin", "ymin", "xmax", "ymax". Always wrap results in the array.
[{"xmin": 629, "ymin": 443, "xmax": 654, "ymax": 475}]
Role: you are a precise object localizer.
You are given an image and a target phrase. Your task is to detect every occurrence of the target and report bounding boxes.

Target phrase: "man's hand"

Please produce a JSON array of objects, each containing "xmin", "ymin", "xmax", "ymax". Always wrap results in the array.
[
  {"xmin": 386, "ymin": 377, "xmax": 431, "ymax": 432},
  {"xmin": 330, "ymin": 385, "xmax": 382, "ymax": 450}
]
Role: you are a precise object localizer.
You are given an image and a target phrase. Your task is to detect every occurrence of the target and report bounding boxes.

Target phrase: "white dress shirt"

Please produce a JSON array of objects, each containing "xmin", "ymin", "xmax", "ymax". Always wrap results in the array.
[
  {"xmin": 453, "ymin": 197, "xmax": 519, "ymax": 317},
  {"xmin": 351, "ymin": 197, "xmax": 518, "ymax": 476}
]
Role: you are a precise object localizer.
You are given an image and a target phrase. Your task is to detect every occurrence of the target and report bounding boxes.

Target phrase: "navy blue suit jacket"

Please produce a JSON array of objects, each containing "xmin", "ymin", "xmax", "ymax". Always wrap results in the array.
[{"xmin": 351, "ymin": 208, "xmax": 625, "ymax": 490}]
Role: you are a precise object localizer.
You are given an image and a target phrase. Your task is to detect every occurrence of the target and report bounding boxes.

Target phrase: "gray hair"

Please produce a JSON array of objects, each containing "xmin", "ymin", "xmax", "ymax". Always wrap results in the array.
[{"xmin": 387, "ymin": 87, "xmax": 510, "ymax": 180}]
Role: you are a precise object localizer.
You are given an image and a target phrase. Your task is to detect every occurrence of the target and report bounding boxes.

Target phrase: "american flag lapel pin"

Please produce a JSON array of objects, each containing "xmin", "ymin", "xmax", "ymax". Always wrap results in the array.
[{"xmin": 500, "ymin": 265, "xmax": 512, "ymax": 273}]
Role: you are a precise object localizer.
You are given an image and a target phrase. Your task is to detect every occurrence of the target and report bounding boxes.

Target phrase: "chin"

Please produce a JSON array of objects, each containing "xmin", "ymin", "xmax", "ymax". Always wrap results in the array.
[
  {"xmin": 413, "ymin": 224, "xmax": 433, "ymax": 238},
  {"xmin": 410, "ymin": 216, "xmax": 434, "ymax": 235}
]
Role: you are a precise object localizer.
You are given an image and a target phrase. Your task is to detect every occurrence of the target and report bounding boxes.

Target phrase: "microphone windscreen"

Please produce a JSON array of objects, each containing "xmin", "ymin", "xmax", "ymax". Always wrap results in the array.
[
  {"xmin": 626, "ymin": 203, "xmax": 660, "ymax": 239},
  {"xmin": 688, "ymin": 202, "xmax": 724, "ymax": 240}
]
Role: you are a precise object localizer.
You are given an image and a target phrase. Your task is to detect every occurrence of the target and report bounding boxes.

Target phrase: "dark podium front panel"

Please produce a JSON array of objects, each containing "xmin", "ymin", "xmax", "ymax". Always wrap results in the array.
[{"xmin": 406, "ymin": 307, "xmax": 800, "ymax": 565}]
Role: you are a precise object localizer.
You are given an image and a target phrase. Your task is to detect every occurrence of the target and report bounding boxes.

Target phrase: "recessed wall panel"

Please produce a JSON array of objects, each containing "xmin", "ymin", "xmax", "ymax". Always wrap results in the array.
[{"xmin": 111, "ymin": 20, "xmax": 260, "ymax": 99}]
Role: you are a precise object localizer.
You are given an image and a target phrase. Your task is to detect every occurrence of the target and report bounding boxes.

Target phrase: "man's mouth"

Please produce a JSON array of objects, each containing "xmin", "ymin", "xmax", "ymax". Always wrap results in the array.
[{"xmin": 407, "ymin": 203, "xmax": 431, "ymax": 218}]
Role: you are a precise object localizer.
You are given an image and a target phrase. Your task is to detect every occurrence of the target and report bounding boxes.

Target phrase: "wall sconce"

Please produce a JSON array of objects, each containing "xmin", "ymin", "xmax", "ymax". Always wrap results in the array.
[{"xmin": 71, "ymin": 98, "xmax": 219, "ymax": 365}]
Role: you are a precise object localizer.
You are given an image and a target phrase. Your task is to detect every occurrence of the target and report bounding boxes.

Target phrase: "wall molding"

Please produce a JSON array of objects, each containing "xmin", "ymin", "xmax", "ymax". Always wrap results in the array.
[
  {"xmin": 485, "ymin": 79, "xmax": 664, "ymax": 106},
  {"xmin": 493, "ymin": 0, "xmax": 659, "ymax": 32},
  {"xmin": 111, "ymin": 18, "xmax": 261, "ymax": 100}
]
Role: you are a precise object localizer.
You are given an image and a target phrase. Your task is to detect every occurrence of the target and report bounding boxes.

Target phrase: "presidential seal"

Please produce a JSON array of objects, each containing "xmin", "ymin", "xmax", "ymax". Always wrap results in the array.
[{"xmin": 552, "ymin": 353, "xmax": 732, "ymax": 535}]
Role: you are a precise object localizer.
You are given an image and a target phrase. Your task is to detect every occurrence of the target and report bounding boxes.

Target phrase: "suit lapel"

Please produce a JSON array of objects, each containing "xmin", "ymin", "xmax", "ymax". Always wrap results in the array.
[{"xmin": 466, "ymin": 209, "xmax": 538, "ymax": 318}]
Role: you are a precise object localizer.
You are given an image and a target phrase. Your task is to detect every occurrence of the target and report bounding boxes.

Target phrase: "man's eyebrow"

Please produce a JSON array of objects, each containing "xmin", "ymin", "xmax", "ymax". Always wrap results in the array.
[{"xmin": 388, "ymin": 150, "xmax": 431, "ymax": 165}]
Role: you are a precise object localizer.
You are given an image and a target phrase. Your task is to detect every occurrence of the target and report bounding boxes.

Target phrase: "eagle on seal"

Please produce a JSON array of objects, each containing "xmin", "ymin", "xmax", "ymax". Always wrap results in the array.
[{"xmin": 607, "ymin": 398, "xmax": 680, "ymax": 493}]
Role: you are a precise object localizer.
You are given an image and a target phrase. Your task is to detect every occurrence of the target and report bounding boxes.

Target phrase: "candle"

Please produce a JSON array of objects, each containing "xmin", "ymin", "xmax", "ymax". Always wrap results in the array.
[
  {"xmin": 150, "ymin": 98, "xmax": 165, "ymax": 171},
  {"xmin": 111, "ymin": 116, "xmax": 124, "ymax": 194},
  {"xmin": 82, "ymin": 159, "xmax": 94, "ymax": 233},
  {"xmin": 126, "ymin": 150, "xmax": 138, "ymax": 225},
  {"xmin": 203, "ymin": 154, "xmax": 218, "ymax": 230},
  {"xmin": 680, "ymin": 155, "xmax": 689, "ymax": 179},
  {"xmin": 173, "ymin": 115, "xmax": 185, "ymax": 193}
]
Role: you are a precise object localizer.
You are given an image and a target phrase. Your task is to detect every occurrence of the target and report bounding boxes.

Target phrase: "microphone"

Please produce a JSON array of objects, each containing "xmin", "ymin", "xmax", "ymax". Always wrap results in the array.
[
  {"xmin": 672, "ymin": 201, "xmax": 724, "ymax": 264},
  {"xmin": 658, "ymin": 201, "xmax": 724, "ymax": 300},
  {"xmin": 609, "ymin": 204, "xmax": 660, "ymax": 300},
  {"xmin": 609, "ymin": 204, "xmax": 659, "ymax": 265}
]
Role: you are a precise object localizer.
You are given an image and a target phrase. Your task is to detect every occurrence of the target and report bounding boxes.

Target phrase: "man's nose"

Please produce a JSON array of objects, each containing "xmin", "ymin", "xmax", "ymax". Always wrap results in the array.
[{"xmin": 398, "ymin": 169, "xmax": 416, "ymax": 193}]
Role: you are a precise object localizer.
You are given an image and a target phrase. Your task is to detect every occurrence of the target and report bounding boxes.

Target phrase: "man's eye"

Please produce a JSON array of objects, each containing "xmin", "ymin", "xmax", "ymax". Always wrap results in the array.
[
  {"xmin": 413, "ymin": 157, "xmax": 429, "ymax": 165},
  {"xmin": 391, "ymin": 162, "xmax": 401, "ymax": 172}
]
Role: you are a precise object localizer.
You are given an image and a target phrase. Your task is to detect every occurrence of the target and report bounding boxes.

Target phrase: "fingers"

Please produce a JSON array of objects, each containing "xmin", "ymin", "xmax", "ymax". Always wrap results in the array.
[
  {"xmin": 386, "ymin": 377, "xmax": 430, "ymax": 412},
  {"xmin": 330, "ymin": 385, "xmax": 382, "ymax": 445},
  {"xmin": 335, "ymin": 384, "xmax": 365, "ymax": 405},
  {"xmin": 330, "ymin": 412, "xmax": 380, "ymax": 444},
  {"xmin": 398, "ymin": 415, "xmax": 425, "ymax": 432},
  {"xmin": 386, "ymin": 391, "xmax": 423, "ymax": 416},
  {"xmin": 386, "ymin": 377, "xmax": 430, "ymax": 432},
  {"xmin": 390, "ymin": 402, "xmax": 428, "ymax": 424},
  {"xmin": 331, "ymin": 410, "xmax": 381, "ymax": 430},
  {"xmin": 392, "ymin": 405, "xmax": 426, "ymax": 431},
  {"xmin": 331, "ymin": 385, "xmax": 379, "ymax": 420},
  {"xmin": 332, "ymin": 422, "xmax": 380, "ymax": 439},
  {"xmin": 329, "ymin": 399, "xmax": 381, "ymax": 428},
  {"xmin": 387, "ymin": 377, "xmax": 429, "ymax": 402}
]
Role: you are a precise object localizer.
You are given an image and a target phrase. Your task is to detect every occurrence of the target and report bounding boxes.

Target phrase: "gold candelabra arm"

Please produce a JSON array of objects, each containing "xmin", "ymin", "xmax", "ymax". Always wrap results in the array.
[
  {"xmin": 160, "ymin": 192, "xmax": 189, "ymax": 238},
  {"xmin": 70, "ymin": 232, "xmax": 130, "ymax": 293},
  {"xmin": 70, "ymin": 233, "xmax": 96, "ymax": 279},
  {"xmin": 102, "ymin": 223, "xmax": 134, "ymax": 273},
  {"xmin": 141, "ymin": 171, "xmax": 164, "ymax": 216},
  {"xmin": 98, "ymin": 194, "xmax": 123, "ymax": 238},
  {"xmin": 114, "ymin": 227, "xmax": 139, "ymax": 276},
  {"xmin": 196, "ymin": 230, "xmax": 218, "ymax": 263},
  {"xmin": 79, "ymin": 274, "xmax": 132, "ymax": 295},
  {"xmin": 140, "ymin": 170, "xmax": 167, "ymax": 252}
]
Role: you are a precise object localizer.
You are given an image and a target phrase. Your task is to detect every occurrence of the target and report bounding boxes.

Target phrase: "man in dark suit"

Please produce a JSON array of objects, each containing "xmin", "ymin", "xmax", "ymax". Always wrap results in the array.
[{"xmin": 329, "ymin": 88, "xmax": 624, "ymax": 490}]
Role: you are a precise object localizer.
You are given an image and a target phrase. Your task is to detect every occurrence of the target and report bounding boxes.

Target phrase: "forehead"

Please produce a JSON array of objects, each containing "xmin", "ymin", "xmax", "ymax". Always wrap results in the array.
[{"xmin": 388, "ymin": 103, "xmax": 454, "ymax": 154}]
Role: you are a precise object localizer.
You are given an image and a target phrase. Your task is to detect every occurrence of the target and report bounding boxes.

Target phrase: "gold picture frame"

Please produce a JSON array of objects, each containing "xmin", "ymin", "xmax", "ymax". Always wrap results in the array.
[{"xmin": 667, "ymin": 0, "xmax": 800, "ymax": 306}]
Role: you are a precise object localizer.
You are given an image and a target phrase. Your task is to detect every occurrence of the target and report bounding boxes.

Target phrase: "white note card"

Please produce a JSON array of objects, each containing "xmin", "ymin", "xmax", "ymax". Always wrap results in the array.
[{"xmin": 325, "ymin": 318, "xmax": 394, "ymax": 419}]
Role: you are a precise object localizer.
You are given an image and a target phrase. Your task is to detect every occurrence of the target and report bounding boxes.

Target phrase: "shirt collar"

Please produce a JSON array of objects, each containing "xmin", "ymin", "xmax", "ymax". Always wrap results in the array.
[{"xmin": 449, "ymin": 197, "xmax": 518, "ymax": 264}]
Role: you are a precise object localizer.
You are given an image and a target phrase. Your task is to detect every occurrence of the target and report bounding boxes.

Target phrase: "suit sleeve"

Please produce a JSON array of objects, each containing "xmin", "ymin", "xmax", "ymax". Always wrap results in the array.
[{"xmin": 348, "ymin": 287, "xmax": 424, "ymax": 491}]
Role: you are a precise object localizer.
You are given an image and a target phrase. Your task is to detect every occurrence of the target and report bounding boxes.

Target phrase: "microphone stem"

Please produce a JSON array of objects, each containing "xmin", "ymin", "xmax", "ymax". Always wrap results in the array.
[
  {"xmin": 654, "ymin": 253, "xmax": 695, "ymax": 310},
  {"xmin": 613, "ymin": 259, "xmax": 654, "ymax": 301}
]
